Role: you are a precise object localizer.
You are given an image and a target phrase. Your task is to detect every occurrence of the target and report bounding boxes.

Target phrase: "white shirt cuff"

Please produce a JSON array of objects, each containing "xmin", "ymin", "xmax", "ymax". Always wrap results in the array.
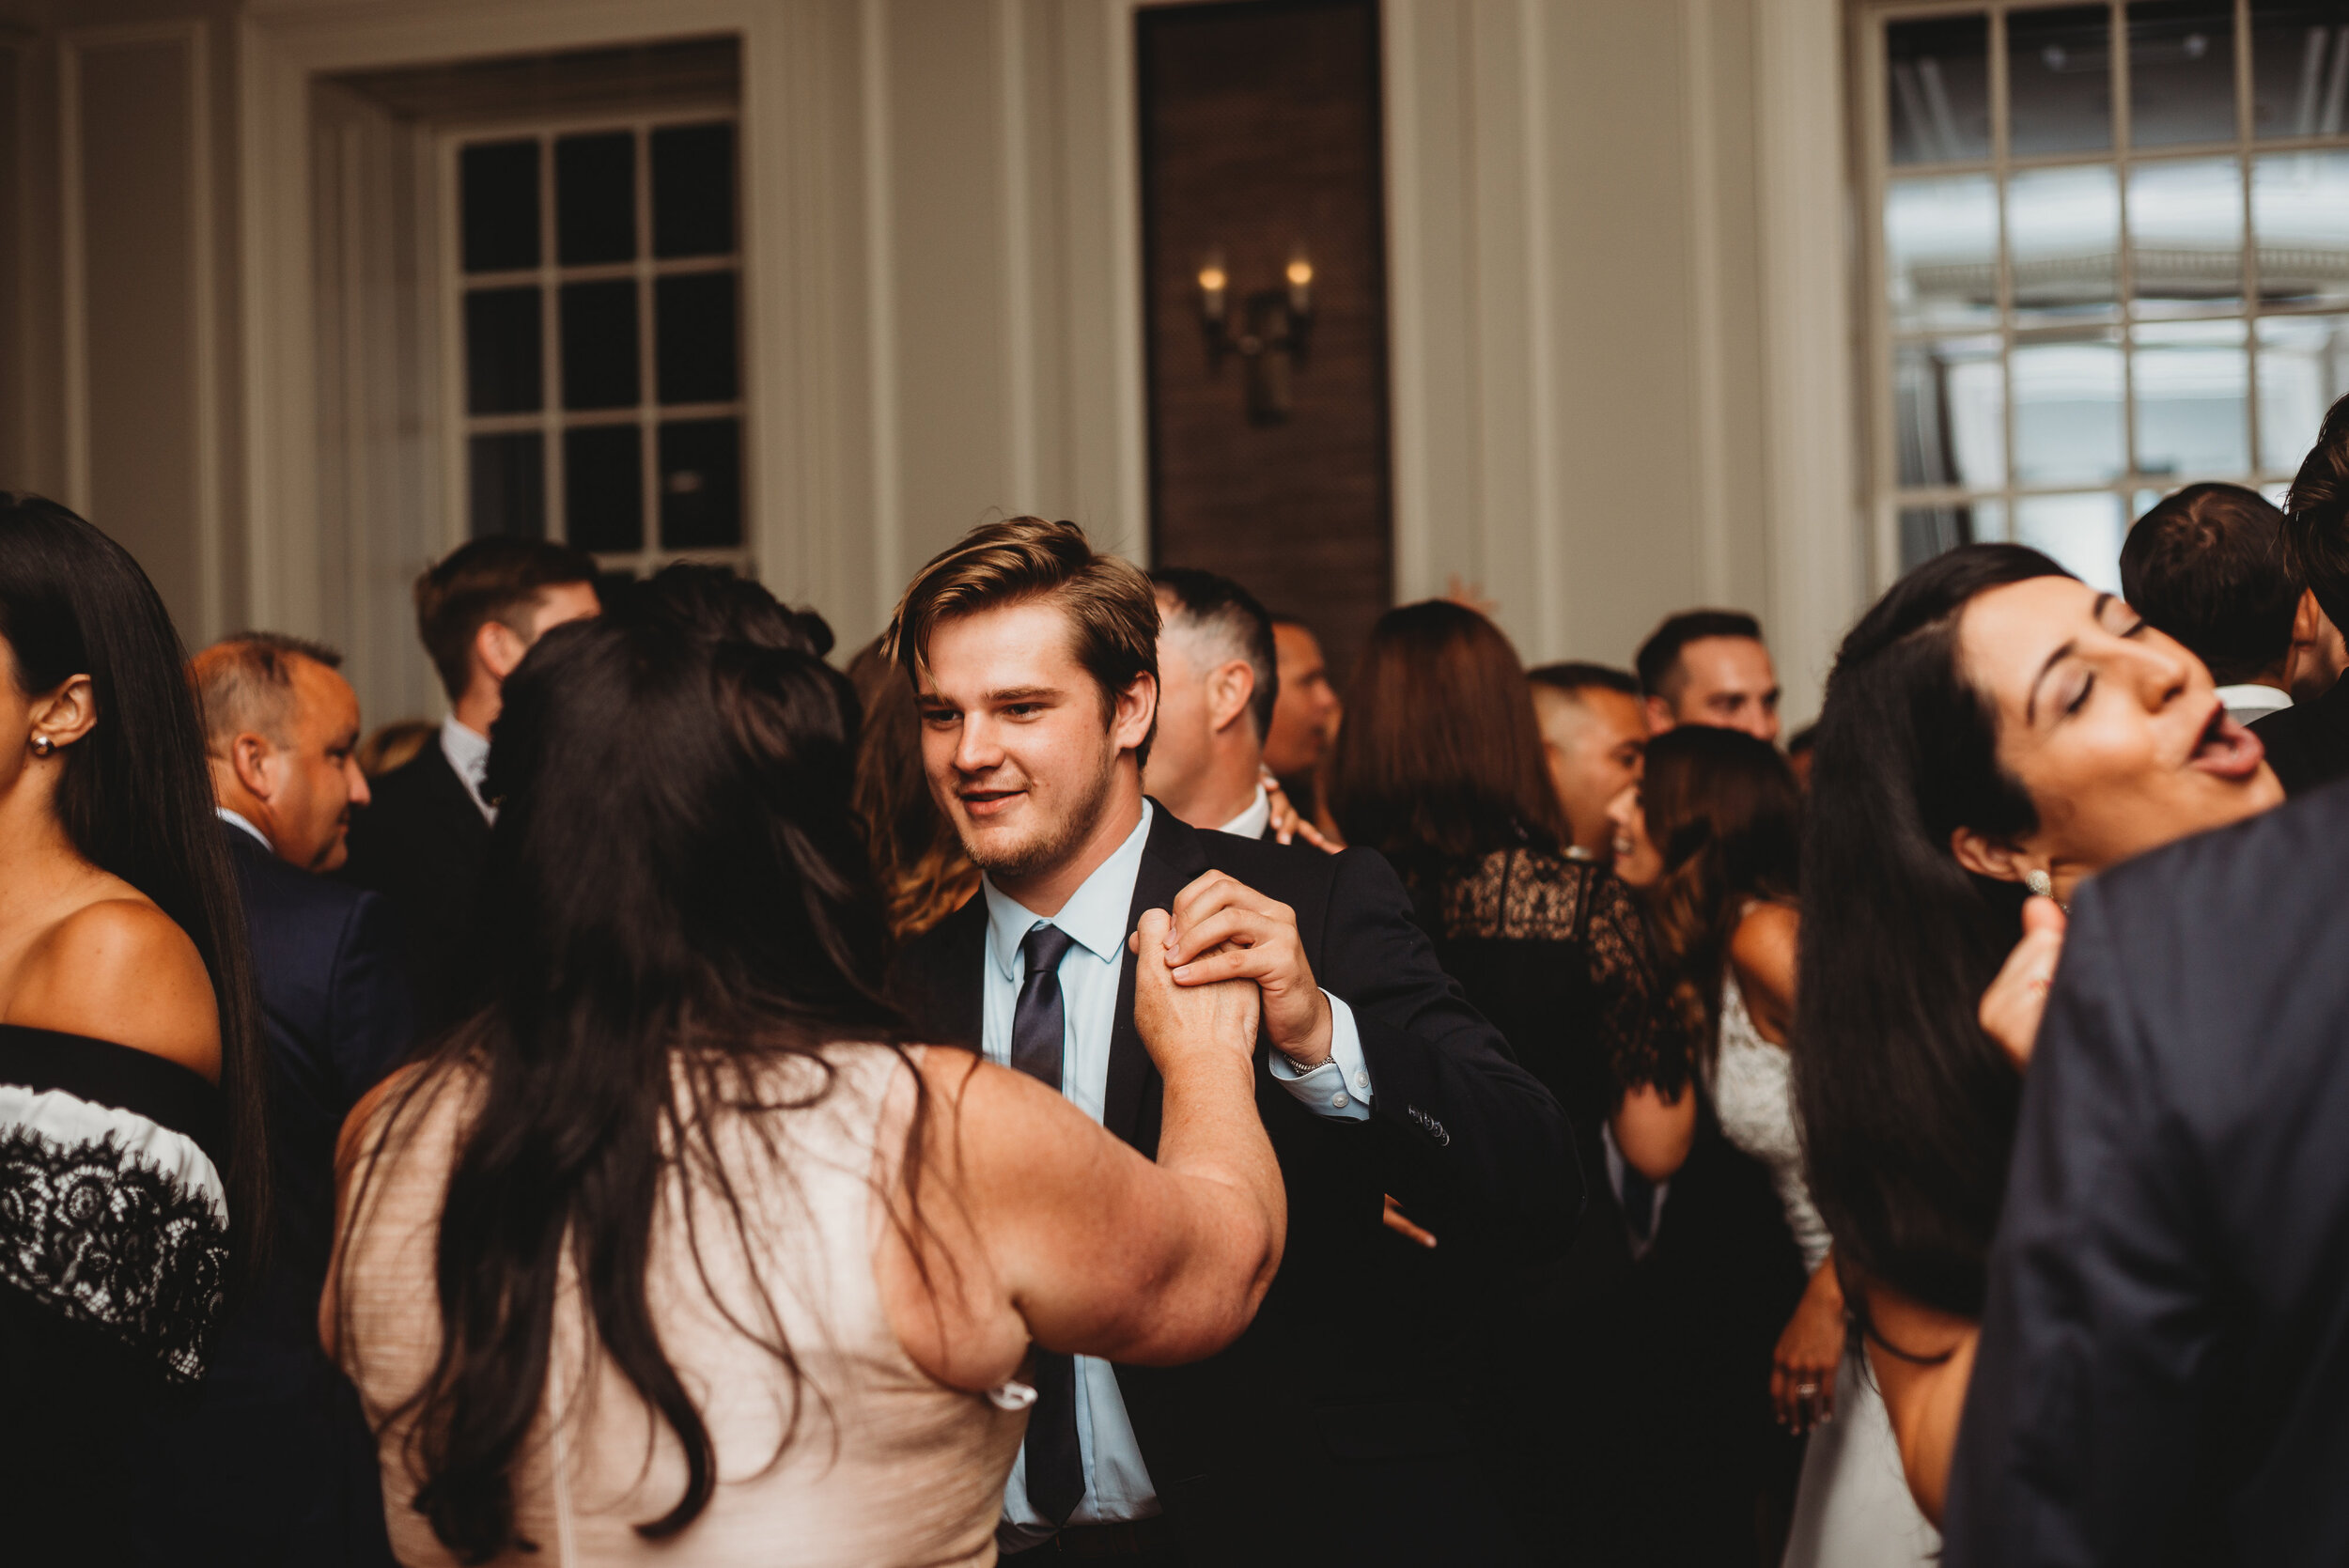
[{"xmin": 1268, "ymin": 992, "xmax": 1372, "ymax": 1122}]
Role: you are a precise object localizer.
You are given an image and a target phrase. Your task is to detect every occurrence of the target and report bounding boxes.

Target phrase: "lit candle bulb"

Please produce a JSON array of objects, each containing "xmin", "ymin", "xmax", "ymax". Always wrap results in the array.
[
  {"xmin": 1285, "ymin": 256, "xmax": 1314, "ymax": 316},
  {"xmin": 1198, "ymin": 259, "xmax": 1227, "ymax": 323}
]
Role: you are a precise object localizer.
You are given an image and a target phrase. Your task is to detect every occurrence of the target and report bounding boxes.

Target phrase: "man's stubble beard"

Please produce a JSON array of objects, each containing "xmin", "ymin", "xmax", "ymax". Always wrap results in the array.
[{"xmin": 959, "ymin": 740, "xmax": 1123, "ymax": 882}]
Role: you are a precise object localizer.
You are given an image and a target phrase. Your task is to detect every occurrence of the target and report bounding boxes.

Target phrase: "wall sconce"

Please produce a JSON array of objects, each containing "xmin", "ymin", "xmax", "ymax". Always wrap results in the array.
[{"xmin": 1198, "ymin": 248, "xmax": 1315, "ymax": 425}]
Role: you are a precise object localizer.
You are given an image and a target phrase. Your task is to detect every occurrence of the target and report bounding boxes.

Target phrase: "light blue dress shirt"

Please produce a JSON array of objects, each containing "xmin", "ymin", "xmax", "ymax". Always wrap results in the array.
[{"xmin": 982, "ymin": 801, "xmax": 1374, "ymax": 1542}]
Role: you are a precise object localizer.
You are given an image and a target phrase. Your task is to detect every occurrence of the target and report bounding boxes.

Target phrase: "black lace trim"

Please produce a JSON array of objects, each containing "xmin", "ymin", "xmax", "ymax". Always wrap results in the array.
[{"xmin": 0, "ymin": 1125, "xmax": 228, "ymax": 1384}]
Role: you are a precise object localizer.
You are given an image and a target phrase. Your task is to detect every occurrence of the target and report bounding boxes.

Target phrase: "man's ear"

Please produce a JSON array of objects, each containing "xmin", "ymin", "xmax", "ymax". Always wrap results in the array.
[
  {"xmin": 1114, "ymin": 672, "xmax": 1159, "ymax": 753},
  {"xmin": 1951, "ymin": 825, "xmax": 2033, "ymax": 886},
  {"xmin": 475, "ymin": 617, "xmax": 530, "ymax": 684},
  {"xmin": 1207, "ymin": 660, "xmax": 1255, "ymax": 734},
  {"xmin": 228, "ymin": 732, "xmax": 281, "ymax": 802},
  {"xmin": 27, "ymin": 673, "xmax": 98, "ymax": 751},
  {"xmin": 1642, "ymin": 693, "xmax": 1676, "ymax": 737}
]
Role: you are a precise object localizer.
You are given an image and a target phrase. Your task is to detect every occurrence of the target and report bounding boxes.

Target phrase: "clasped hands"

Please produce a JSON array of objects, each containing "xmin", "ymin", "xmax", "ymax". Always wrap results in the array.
[{"xmin": 1128, "ymin": 870, "xmax": 1332, "ymax": 1072}]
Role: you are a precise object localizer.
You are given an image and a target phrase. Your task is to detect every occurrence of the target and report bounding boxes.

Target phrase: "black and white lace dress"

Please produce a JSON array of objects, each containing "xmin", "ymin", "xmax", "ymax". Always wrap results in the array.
[{"xmin": 0, "ymin": 1022, "xmax": 233, "ymax": 1550}]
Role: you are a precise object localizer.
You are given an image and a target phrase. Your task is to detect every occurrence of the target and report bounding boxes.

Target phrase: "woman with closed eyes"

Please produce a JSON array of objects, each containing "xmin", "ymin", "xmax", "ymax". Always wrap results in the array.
[{"xmin": 1794, "ymin": 544, "xmax": 2281, "ymax": 1524}]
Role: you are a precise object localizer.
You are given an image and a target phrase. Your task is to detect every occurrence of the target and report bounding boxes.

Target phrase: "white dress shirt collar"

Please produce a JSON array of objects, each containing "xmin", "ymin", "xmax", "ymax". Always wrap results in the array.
[
  {"xmin": 1215, "ymin": 784, "xmax": 1271, "ymax": 841},
  {"xmin": 215, "ymin": 807, "xmax": 271, "ymax": 852},
  {"xmin": 440, "ymin": 714, "xmax": 496, "ymax": 824},
  {"xmin": 983, "ymin": 801, "xmax": 1155, "ymax": 979},
  {"xmin": 2215, "ymin": 682, "xmax": 2292, "ymax": 722}
]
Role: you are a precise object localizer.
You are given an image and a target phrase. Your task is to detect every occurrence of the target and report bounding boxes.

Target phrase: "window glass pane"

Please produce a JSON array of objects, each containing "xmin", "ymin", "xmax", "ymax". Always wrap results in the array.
[
  {"xmin": 2013, "ymin": 333, "xmax": 2127, "ymax": 483},
  {"xmin": 2010, "ymin": 7, "xmax": 2117, "ymax": 156},
  {"xmin": 565, "ymin": 426, "xmax": 645, "ymax": 552},
  {"xmin": 1887, "ymin": 15, "xmax": 1992, "ymax": 165},
  {"xmin": 656, "ymin": 272, "xmax": 739, "ymax": 404},
  {"xmin": 2251, "ymin": 1, "xmax": 2349, "ymax": 139},
  {"xmin": 2133, "ymin": 318, "xmax": 2249, "ymax": 476},
  {"xmin": 464, "ymin": 287, "xmax": 542, "ymax": 414},
  {"xmin": 2128, "ymin": 2, "xmax": 2238, "ymax": 147},
  {"xmin": 461, "ymin": 140, "xmax": 539, "ymax": 273},
  {"xmin": 559, "ymin": 280, "xmax": 640, "ymax": 410},
  {"xmin": 469, "ymin": 432, "xmax": 545, "ymax": 539},
  {"xmin": 1896, "ymin": 337, "xmax": 2006, "ymax": 487},
  {"xmin": 2011, "ymin": 164, "xmax": 2120, "ymax": 323},
  {"xmin": 1887, "ymin": 174, "xmax": 1999, "ymax": 333},
  {"xmin": 659, "ymin": 418, "xmax": 742, "ymax": 548},
  {"xmin": 556, "ymin": 132, "xmax": 636, "ymax": 266},
  {"xmin": 2253, "ymin": 151, "xmax": 2349, "ymax": 307},
  {"xmin": 2129, "ymin": 157, "xmax": 2246, "ymax": 316},
  {"xmin": 652, "ymin": 123, "xmax": 736, "ymax": 258},
  {"xmin": 2016, "ymin": 491, "xmax": 2127, "ymax": 589},
  {"xmin": 2258, "ymin": 312, "xmax": 2349, "ymax": 470}
]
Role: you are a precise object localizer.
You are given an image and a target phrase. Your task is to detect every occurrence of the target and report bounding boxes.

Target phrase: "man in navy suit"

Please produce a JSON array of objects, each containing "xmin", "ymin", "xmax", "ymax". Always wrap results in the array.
[
  {"xmin": 1145, "ymin": 567, "xmax": 1286, "ymax": 841},
  {"xmin": 341, "ymin": 538, "xmax": 598, "ymax": 1026},
  {"xmin": 136, "ymin": 633, "xmax": 415, "ymax": 1566},
  {"xmin": 1945, "ymin": 780, "xmax": 2349, "ymax": 1565}
]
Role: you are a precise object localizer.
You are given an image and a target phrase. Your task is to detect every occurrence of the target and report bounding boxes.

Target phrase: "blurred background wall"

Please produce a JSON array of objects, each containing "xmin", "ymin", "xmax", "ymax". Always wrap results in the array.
[{"xmin": 22, "ymin": 2, "xmax": 2315, "ymax": 732}]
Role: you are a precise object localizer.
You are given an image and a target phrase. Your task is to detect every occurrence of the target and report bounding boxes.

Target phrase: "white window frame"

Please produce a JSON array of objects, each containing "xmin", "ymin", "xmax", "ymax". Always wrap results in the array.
[
  {"xmin": 1856, "ymin": 0, "xmax": 2349, "ymax": 578},
  {"xmin": 437, "ymin": 105, "xmax": 749, "ymax": 581}
]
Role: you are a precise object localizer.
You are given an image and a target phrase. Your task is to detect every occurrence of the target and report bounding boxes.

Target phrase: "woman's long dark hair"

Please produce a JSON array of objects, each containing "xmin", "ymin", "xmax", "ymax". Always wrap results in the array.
[
  {"xmin": 1328, "ymin": 599, "xmax": 1566, "ymax": 886},
  {"xmin": 0, "ymin": 494, "xmax": 268, "ymax": 1272},
  {"xmin": 1793, "ymin": 543, "xmax": 2071, "ymax": 1327},
  {"xmin": 1633, "ymin": 725, "xmax": 1801, "ymax": 1063},
  {"xmin": 848, "ymin": 636, "xmax": 979, "ymax": 944},
  {"xmin": 348, "ymin": 577, "xmax": 913, "ymax": 1561}
]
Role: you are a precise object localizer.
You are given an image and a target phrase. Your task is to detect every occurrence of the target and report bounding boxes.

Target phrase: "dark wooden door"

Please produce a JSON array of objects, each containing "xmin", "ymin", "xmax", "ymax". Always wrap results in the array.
[{"xmin": 1138, "ymin": 0, "xmax": 1392, "ymax": 688}]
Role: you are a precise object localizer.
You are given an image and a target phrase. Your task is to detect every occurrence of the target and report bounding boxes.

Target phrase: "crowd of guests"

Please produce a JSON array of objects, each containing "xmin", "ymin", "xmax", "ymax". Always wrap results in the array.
[{"xmin": 17, "ymin": 395, "xmax": 2349, "ymax": 1567}]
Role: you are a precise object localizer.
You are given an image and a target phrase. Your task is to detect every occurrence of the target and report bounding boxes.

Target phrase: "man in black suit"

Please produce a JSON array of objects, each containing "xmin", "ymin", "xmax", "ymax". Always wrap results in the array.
[
  {"xmin": 888, "ymin": 519, "xmax": 1575, "ymax": 1566},
  {"xmin": 1145, "ymin": 567, "xmax": 1283, "ymax": 840},
  {"xmin": 1944, "ymin": 784, "xmax": 2349, "ymax": 1564},
  {"xmin": 2250, "ymin": 394, "xmax": 2349, "ymax": 793},
  {"xmin": 137, "ymin": 633, "xmax": 415, "ymax": 1566},
  {"xmin": 341, "ymin": 538, "xmax": 598, "ymax": 1025}
]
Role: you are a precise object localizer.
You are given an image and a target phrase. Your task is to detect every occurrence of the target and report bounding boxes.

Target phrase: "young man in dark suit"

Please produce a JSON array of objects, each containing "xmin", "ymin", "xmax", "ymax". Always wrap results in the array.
[
  {"xmin": 142, "ymin": 633, "xmax": 416, "ymax": 1566},
  {"xmin": 888, "ymin": 519, "xmax": 1574, "ymax": 1567},
  {"xmin": 340, "ymin": 538, "xmax": 598, "ymax": 1026}
]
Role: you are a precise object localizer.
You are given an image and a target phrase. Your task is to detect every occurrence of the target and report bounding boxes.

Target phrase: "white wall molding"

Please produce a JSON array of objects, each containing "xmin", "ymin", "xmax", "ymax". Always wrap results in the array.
[
  {"xmin": 1683, "ymin": 0, "xmax": 1735, "ymax": 608},
  {"xmin": 61, "ymin": 20, "xmax": 221, "ymax": 639},
  {"xmin": 1754, "ymin": 0, "xmax": 1863, "ymax": 719}
]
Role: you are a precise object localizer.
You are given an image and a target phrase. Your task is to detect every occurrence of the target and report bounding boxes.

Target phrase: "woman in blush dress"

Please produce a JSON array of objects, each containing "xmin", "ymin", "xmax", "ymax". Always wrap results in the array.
[
  {"xmin": 326, "ymin": 583, "xmax": 1283, "ymax": 1567},
  {"xmin": 1608, "ymin": 726, "xmax": 1937, "ymax": 1568},
  {"xmin": 1795, "ymin": 544, "xmax": 2282, "ymax": 1523},
  {"xmin": 0, "ymin": 495, "xmax": 271, "ymax": 1560}
]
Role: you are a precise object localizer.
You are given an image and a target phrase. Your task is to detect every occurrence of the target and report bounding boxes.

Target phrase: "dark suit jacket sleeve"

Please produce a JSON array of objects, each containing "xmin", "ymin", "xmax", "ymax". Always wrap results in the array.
[
  {"xmin": 1943, "ymin": 880, "xmax": 2214, "ymax": 1568},
  {"xmin": 1313, "ymin": 846, "xmax": 1580, "ymax": 1251},
  {"xmin": 325, "ymin": 890, "xmax": 420, "ymax": 1105}
]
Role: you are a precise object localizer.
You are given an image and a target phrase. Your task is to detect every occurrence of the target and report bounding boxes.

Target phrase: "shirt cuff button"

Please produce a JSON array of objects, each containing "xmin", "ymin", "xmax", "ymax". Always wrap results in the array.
[
  {"xmin": 1352, "ymin": 1072, "xmax": 1369, "ymax": 1092},
  {"xmin": 1330, "ymin": 1092, "xmax": 1350, "ymax": 1110}
]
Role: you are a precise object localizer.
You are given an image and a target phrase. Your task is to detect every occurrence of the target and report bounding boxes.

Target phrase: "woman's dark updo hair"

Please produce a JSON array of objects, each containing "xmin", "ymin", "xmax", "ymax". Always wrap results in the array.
[
  {"xmin": 1793, "ymin": 543, "xmax": 2071, "ymax": 1329},
  {"xmin": 346, "ymin": 570, "xmax": 916, "ymax": 1561},
  {"xmin": 1634, "ymin": 725, "xmax": 1800, "ymax": 1061},
  {"xmin": 0, "ymin": 494, "xmax": 268, "ymax": 1273}
]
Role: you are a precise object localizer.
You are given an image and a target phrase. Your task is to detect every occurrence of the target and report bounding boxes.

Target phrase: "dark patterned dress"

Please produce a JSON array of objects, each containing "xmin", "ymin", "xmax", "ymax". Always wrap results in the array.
[{"xmin": 0, "ymin": 1023, "xmax": 232, "ymax": 1558}]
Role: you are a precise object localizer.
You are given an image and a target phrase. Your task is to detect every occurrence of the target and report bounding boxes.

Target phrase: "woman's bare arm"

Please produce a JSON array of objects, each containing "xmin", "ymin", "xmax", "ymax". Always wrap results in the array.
[
  {"xmin": 1859, "ymin": 1279, "xmax": 1979, "ymax": 1525},
  {"xmin": 878, "ymin": 908, "xmax": 1284, "ymax": 1393},
  {"xmin": 7, "ymin": 899, "xmax": 221, "ymax": 1080},
  {"xmin": 1729, "ymin": 901, "xmax": 1799, "ymax": 1047}
]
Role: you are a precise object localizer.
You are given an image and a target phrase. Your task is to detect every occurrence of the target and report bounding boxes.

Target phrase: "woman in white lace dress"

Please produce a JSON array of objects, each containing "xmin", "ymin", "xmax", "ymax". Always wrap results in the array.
[{"xmin": 1610, "ymin": 726, "xmax": 1937, "ymax": 1568}]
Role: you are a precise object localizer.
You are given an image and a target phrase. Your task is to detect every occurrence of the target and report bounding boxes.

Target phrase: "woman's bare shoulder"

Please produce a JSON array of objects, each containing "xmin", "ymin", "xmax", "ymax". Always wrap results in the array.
[{"xmin": 8, "ymin": 896, "xmax": 221, "ymax": 1079}]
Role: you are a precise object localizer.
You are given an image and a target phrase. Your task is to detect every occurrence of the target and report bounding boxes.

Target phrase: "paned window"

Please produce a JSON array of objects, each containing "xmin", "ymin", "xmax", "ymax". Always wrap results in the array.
[
  {"xmin": 1861, "ymin": 1, "xmax": 2349, "ymax": 587},
  {"xmin": 446, "ymin": 116, "xmax": 745, "ymax": 581}
]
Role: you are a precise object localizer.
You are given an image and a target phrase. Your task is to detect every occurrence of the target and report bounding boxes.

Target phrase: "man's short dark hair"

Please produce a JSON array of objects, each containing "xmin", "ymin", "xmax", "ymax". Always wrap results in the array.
[
  {"xmin": 1527, "ymin": 660, "xmax": 1641, "ymax": 702},
  {"xmin": 2121, "ymin": 483, "xmax": 2298, "ymax": 686},
  {"xmin": 2287, "ymin": 391, "xmax": 2349, "ymax": 636},
  {"xmin": 1634, "ymin": 610, "xmax": 1765, "ymax": 700},
  {"xmin": 413, "ymin": 538, "xmax": 599, "ymax": 703},
  {"xmin": 1150, "ymin": 567, "xmax": 1279, "ymax": 741}
]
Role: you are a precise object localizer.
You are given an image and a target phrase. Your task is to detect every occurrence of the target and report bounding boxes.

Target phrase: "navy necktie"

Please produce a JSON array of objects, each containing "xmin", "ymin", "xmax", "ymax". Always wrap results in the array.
[{"xmin": 1011, "ymin": 924, "xmax": 1084, "ymax": 1525}]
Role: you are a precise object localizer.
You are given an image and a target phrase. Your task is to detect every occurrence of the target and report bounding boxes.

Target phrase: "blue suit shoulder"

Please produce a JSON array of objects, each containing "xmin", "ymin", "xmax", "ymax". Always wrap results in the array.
[{"xmin": 228, "ymin": 829, "xmax": 385, "ymax": 935}]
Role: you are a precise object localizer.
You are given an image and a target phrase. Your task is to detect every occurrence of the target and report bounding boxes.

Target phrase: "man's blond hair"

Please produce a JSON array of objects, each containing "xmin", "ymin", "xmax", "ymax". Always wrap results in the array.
[{"xmin": 885, "ymin": 517, "xmax": 1159, "ymax": 764}]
